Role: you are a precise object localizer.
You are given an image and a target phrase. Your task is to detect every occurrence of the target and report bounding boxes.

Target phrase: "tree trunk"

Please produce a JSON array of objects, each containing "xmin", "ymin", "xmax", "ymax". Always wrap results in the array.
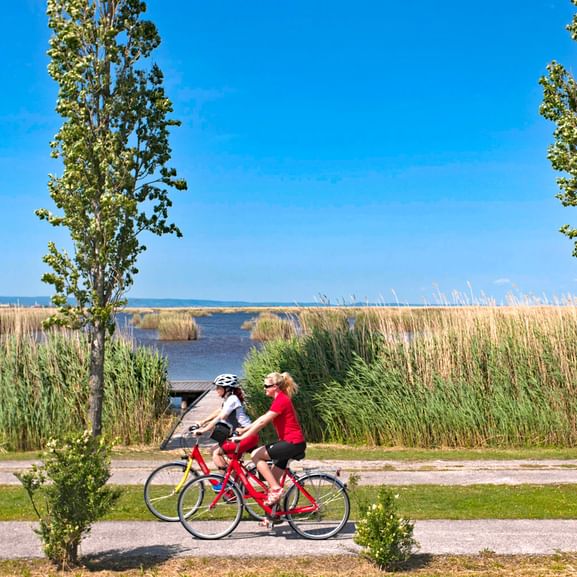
[{"xmin": 88, "ymin": 321, "xmax": 106, "ymax": 437}]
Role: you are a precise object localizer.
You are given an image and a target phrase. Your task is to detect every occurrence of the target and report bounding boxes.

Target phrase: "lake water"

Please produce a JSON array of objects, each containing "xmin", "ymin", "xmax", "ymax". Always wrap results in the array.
[{"xmin": 118, "ymin": 312, "xmax": 261, "ymax": 380}]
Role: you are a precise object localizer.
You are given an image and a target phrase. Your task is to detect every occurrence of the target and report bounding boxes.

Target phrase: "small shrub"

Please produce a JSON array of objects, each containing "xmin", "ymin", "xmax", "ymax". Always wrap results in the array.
[
  {"xmin": 353, "ymin": 487, "xmax": 417, "ymax": 570},
  {"xmin": 17, "ymin": 431, "xmax": 121, "ymax": 569}
]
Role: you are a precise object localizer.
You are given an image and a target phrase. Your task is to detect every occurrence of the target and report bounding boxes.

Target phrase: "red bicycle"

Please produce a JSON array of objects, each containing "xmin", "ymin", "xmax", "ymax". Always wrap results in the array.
[
  {"xmin": 143, "ymin": 426, "xmax": 263, "ymax": 522},
  {"xmin": 176, "ymin": 441, "xmax": 350, "ymax": 540}
]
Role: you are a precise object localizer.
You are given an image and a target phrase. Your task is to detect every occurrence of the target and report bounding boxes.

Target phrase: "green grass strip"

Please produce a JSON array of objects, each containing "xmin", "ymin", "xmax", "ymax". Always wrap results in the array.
[
  {"xmin": 3, "ymin": 484, "xmax": 577, "ymax": 522},
  {"xmin": 6, "ymin": 444, "xmax": 577, "ymax": 462}
]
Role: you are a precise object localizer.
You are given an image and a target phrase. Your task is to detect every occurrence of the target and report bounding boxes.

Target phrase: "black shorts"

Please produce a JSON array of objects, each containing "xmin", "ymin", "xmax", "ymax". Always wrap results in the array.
[{"xmin": 265, "ymin": 441, "xmax": 307, "ymax": 470}]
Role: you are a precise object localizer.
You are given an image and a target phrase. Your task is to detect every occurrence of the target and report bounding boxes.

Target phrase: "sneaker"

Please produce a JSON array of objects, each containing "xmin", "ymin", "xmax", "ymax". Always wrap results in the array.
[
  {"xmin": 264, "ymin": 487, "xmax": 283, "ymax": 506},
  {"xmin": 212, "ymin": 482, "xmax": 237, "ymax": 503}
]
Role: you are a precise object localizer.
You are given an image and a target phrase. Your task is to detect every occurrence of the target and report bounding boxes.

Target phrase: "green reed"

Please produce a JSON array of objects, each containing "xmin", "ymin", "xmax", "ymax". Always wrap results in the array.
[
  {"xmin": 243, "ymin": 306, "xmax": 577, "ymax": 447},
  {"xmin": 0, "ymin": 331, "xmax": 174, "ymax": 451},
  {"xmin": 243, "ymin": 321, "xmax": 381, "ymax": 441}
]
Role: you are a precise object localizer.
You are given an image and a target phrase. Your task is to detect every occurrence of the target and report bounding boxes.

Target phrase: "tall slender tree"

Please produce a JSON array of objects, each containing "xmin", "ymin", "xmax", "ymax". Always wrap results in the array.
[
  {"xmin": 540, "ymin": 2, "xmax": 577, "ymax": 255},
  {"xmin": 38, "ymin": 0, "xmax": 187, "ymax": 436}
]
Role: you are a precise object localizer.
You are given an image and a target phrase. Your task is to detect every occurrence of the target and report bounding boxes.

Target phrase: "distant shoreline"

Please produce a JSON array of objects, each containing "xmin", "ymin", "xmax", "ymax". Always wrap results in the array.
[{"xmin": 0, "ymin": 295, "xmax": 409, "ymax": 309}]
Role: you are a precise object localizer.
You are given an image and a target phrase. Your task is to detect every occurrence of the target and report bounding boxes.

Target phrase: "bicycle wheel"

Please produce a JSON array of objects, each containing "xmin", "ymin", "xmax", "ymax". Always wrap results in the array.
[
  {"xmin": 239, "ymin": 463, "xmax": 266, "ymax": 522},
  {"xmin": 178, "ymin": 473, "xmax": 243, "ymax": 539},
  {"xmin": 144, "ymin": 462, "xmax": 199, "ymax": 522},
  {"xmin": 284, "ymin": 473, "xmax": 350, "ymax": 539}
]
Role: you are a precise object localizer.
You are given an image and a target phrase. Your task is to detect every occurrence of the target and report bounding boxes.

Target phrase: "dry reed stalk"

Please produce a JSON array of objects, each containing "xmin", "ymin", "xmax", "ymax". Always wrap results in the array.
[
  {"xmin": 249, "ymin": 312, "xmax": 296, "ymax": 341},
  {"xmin": 0, "ymin": 307, "xmax": 55, "ymax": 336},
  {"xmin": 157, "ymin": 313, "xmax": 199, "ymax": 340}
]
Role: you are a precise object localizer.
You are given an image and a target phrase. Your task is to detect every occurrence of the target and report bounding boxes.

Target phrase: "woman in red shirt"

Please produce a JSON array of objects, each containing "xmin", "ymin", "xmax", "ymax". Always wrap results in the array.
[{"xmin": 235, "ymin": 371, "xmax": 306, "ymax": 506}]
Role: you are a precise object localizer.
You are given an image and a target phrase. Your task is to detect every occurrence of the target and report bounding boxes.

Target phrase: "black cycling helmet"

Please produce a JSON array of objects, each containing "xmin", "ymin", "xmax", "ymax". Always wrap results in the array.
[{"xmin": 213, "ymin": 373, "xmax": 240, "ymax": 389}]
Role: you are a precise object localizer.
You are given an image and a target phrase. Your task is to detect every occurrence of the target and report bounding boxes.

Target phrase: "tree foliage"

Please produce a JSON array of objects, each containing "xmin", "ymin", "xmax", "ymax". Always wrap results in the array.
[
  {"xmin": 540, "ymin": 1, "xmax": 577, "ymax": 255},
  {"xmin": 38, "ymin": 0, "xmax": 186, "ymax": 435}
]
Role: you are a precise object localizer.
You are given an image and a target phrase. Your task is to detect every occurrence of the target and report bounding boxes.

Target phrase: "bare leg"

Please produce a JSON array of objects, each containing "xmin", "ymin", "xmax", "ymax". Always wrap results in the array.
[
  {"xmin": 271, "ymin": 464, "xmax": 284, "ymax": 484},
  {"xmin": 212, "ymin": 447, "xmax": 228, "ymax": 470},
  {"xmin": 251, "ymin": 446, "xmax": 281, "ymax": 491}
]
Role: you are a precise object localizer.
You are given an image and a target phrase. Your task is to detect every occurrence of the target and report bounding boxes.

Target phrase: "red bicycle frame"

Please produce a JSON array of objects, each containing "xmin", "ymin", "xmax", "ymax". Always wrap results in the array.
[{"xmin": 211, "ymin": 449, "xmax": 319, "ymax": 517}]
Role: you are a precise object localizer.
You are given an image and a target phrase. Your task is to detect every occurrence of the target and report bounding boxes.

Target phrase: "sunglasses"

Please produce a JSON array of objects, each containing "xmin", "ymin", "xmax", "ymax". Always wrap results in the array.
[{"xmin": 263, "ymin": 383, "xmax": 276, "ymax": 389}]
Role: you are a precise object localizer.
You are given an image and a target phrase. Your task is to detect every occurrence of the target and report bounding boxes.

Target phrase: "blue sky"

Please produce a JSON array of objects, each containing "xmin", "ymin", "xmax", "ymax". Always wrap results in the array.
[{"xmin": 2, "ymin": 1, "xmax": 577, "ymax": 304}]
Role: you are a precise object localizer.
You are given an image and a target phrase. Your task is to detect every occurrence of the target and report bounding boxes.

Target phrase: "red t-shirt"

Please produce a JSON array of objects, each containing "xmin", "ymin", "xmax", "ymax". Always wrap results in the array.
[{"xmin": 269, "ymin": 391, "xmax": 305, "ymax": 444}]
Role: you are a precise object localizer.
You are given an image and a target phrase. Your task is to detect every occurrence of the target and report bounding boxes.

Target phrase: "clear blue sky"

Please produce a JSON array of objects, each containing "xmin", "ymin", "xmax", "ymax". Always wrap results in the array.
[{"xmin": 2, "ymin": 0, "xmax": 577, "ymax": 304}]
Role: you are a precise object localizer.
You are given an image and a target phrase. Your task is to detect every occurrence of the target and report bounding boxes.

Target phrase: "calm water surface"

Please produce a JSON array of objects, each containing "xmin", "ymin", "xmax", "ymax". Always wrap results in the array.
[{"xmin": 119, "ymin": 312, "xmax": 260, "ymax": 380}]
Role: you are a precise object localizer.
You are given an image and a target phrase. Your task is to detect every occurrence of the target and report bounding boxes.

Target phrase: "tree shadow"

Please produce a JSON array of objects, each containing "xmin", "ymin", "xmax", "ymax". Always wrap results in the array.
[
  {"xmin": 395, "ymin": 553, "xmax": 434, "ymax": 571},
  {"xmin": 82, "ymin": 544, "xmax": 185, "ymax": 571}
]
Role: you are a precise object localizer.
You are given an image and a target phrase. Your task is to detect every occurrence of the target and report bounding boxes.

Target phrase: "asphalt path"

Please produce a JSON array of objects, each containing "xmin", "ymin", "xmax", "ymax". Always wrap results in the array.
[
  {"xmin": 2, "ymin": 458, "xmax": 577, "ymax": 486},
  {"xmin": 4, "ymin": 520, "xmax": 577, "ymax": 558},
  {"xmin": 3, "ymin": 459, "xmax": 577, "ymax": 559}
]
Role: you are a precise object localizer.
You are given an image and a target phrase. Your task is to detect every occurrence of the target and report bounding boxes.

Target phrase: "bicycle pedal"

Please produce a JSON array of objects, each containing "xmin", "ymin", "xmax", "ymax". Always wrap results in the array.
[{"xmin": 260, "ymin": 516, "xmax": 281, "ymax": 529}]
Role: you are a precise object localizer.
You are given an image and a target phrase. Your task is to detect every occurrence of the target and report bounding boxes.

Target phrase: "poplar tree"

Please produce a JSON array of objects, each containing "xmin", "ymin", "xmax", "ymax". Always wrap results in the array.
[
  {"xmin": 37, "ymin": 0, "xmax": 186, "ymax": 436},
  {"xmin": 540, "ymin": 2, "xmax": 577, "ymax": 256}
]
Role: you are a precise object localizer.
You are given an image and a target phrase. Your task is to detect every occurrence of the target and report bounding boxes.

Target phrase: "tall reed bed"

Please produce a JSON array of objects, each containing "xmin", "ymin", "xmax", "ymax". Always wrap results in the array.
[
  {"xmin": 131, "ymin": 311, "xmax": 199, "ymax": 340},
  {"xmin": 243, "ymin": 323, "xmax": 381, "ymax": 441},
  {"xmin": 158, "ymin": 313, "xmax": 199, "ymax": 340},
  {"xmin": 0, "ymin": 331, "xmax": 173, "ymax": 450},
  {"xmin": 243, "ymin": 306, "xmax": 577, "ymax": 447},
  {"xmin": 0, "ymin": 307, "xmax": 55, "ymax": 335},
  {"xmin": 137, "ymin": 312, "xmax": 161, "ymax": 329},
  {"xmin": 249, "ymin": 312, "xmax": 297, "ymax": 341}
]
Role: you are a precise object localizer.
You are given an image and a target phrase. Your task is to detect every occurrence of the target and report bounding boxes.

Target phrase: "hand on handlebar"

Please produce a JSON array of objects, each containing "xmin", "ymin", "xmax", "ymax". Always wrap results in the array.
[{"xmin": 188, "ymin": 424, "xmax": 204, "ymax": 436}]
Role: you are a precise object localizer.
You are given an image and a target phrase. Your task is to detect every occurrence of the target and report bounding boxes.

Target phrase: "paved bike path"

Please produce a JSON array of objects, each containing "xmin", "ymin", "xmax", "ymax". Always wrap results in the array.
[
  {"xmin": 4, "ymin": 520, "xmax": 577, "ymax": 558},
  {"xmin": 2, "ymin": 459, "xmax": 577, "ymax": 485},
  {"xmin": 4, "ymin": 459, "xmax": 577, "ymax": 560}
]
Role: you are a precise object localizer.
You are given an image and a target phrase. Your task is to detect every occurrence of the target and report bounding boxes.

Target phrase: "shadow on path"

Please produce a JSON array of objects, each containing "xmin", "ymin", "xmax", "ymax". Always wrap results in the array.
[{"xmin": 83, "ymin": 544, "xmax": 185, "ymax": 571}]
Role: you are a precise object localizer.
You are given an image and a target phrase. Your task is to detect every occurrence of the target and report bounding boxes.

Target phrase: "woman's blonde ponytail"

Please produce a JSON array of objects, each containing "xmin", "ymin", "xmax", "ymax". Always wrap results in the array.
[{"xmin": 266, "ymin": 371, "xmax": 299, "ymax": 398}]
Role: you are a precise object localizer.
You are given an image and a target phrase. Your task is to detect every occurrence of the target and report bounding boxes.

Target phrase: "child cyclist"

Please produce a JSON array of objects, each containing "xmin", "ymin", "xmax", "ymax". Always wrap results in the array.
[
  {"xmin": 193, "ymin": 374, "xmax": 259, "ymax": 479},
  {"xmin": 233, "ymin": 371, "xmax": 306, "ymax": 506}
]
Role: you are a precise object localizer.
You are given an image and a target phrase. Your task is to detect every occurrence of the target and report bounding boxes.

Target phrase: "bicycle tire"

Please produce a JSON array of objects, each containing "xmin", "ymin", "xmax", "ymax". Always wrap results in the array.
[
  {"xmin": 239, "ymin": 462, "xmax": 266, "ymax": 521},
  {"xmin": 144, "ymin": 461, "xmax": 199, "ymax": 522},
  {"xmin": 284, "ymin": 473, "xmax": 350, "ymax": 539},
  {"xmin": 178, "ymin": 473, "xmax": 243, "ymax": 539}
]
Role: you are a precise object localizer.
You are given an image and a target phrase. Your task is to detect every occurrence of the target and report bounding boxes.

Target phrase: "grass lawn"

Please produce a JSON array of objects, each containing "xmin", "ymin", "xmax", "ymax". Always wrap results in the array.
[
  {"xmin": 5, "ymin": 444, "xmax": 577, "ymax": 462},
  {"xmin": 3, "ymin": 484, "xmax": 577, "ymax": 522},
  {"xmin": 2, "ymin": 553, "xmax": 577, "ymax": 577}
]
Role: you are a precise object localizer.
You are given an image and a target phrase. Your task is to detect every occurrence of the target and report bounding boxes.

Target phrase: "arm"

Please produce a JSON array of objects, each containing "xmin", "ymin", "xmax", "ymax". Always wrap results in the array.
[
  {"xmin": 196, "ymin": 396, "xmax": 240, "ymax": 434},
  {"xmin": 235, "ymin": 410, "xmax": 278, "ymax": 440},
  {"xmin": 195, "ymin": 407, "xmax": 221, "ymax": 428},
  {"xmin": 196, "ymin": 407, "xmax": 232, "ymax": 434}
]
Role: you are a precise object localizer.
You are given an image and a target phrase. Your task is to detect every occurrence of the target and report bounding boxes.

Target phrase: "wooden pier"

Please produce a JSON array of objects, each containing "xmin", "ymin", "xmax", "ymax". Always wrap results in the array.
[
  {"xmin": 169, "ymin": 380, "xmax": 212, "ymax": 410},
  {"xmin": 162, "ymin": 380, "xmax": 221, "ymax": 450}
]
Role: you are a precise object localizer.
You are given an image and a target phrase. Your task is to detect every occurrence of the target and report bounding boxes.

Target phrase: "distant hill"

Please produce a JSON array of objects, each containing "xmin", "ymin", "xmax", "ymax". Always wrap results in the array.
[{"xmin": 0, "ymin": 296, "xmax": 392, "ymax": 308}]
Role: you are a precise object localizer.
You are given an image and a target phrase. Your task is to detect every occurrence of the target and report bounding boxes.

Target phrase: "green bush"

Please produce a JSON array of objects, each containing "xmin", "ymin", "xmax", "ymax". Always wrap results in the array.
[
  {"xmin": 354, "ymin": 487, "xmax": 417, "ymax": 570},
  {"xmin": 17, "ymin": 431, "xmax": 121, "ymax": 569}
]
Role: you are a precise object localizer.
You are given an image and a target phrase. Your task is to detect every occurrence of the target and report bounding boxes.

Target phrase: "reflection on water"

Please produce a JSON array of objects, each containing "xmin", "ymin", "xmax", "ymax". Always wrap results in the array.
[{"xmin": 117, "ymin": 312, "xmax": 260, "ymax": 380}]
